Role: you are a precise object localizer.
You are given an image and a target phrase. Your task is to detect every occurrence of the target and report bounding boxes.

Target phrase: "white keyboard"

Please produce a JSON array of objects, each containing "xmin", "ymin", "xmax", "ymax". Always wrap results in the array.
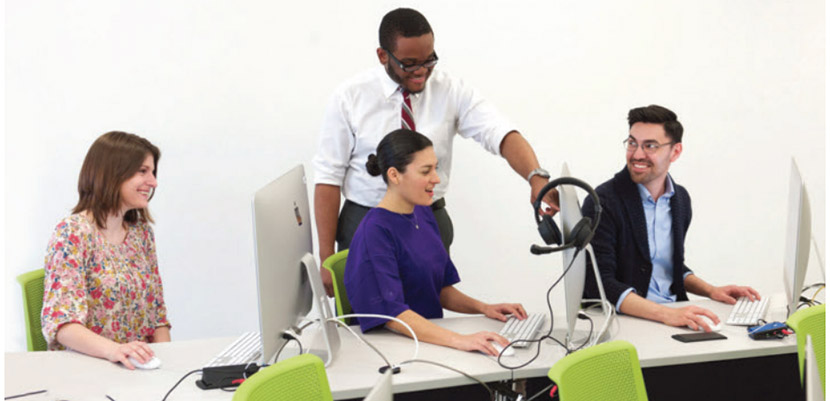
[
  {"xmin": 498, "ymin": 313, "xmax": 545, "ymax": 348},
  {"xmin": 205, "ymin": 331, "xmax": 262, "ymax": 367},
  {"xmin": 726, "ymin": 297, "xmax": 770, "ymax": 326}
]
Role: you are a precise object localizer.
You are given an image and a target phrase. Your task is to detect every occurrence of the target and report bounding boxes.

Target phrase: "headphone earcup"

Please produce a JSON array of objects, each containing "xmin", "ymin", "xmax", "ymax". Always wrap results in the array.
[
  {"xmin": 538, "ymin": 215, "xmax": 563, "ymax": 245},
  {"xmin": 568, "ymin": 217, "xmax": 593, "ymax": 250}
]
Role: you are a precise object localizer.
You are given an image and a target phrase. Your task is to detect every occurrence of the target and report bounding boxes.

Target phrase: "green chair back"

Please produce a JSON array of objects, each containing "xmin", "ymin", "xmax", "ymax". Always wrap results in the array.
[
  {"xmin": 232, "ymin": 353, "xmax": 333, "ymax": 401},
  {"xmin": 16, "ymin": 269, "xmax": 47, "ymax": 351},
  {"xmin": 786, "ymin": 303, "xmax": 825, "ymax": 393},
  {"xmin": 548, "ymin": 340, "xmax": 648, "ymax": 401},
  {"xmin": 322, "ymin": 250, "xmax": 351, "ymax": 323}
]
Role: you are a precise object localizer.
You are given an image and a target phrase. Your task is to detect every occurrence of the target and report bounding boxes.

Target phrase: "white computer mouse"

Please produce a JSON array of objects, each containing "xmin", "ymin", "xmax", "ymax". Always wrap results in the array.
[
  {"xmin": 492, "ymin": 343, "xmax": 515, "ymax": 357},
  {"xmin": 127, "ymin": 355, "xmax": 161, "ymax": 370},
  {"xmin": 688, "ymin": 316, "xmax": 723, "ymax": 332}
]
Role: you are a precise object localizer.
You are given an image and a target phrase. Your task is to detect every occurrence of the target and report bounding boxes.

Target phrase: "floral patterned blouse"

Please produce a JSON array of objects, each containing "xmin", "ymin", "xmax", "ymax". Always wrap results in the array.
[{"xmin": 41, "ymin": 214, "xmax": 170, "ymax": 350}]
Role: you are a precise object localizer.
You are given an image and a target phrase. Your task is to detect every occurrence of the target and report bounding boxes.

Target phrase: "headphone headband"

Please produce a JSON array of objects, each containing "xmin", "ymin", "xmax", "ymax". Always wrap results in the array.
[{"xmin": 532, "ymin": 176, "xmax": 602, "ymax": 251}]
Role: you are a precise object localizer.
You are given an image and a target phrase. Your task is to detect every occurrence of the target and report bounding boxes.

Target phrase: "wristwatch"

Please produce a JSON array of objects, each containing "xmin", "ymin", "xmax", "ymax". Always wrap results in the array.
[{"xmin": 526, "ymin": 168, "xmax": 551, "ymax": 182}]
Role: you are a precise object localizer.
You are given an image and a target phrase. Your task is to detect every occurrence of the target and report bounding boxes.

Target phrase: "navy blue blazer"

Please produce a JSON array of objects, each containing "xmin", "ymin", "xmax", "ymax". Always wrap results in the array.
[{"xmin": 582, "ymin": 166, "xmax": 693, "ymax": 306}]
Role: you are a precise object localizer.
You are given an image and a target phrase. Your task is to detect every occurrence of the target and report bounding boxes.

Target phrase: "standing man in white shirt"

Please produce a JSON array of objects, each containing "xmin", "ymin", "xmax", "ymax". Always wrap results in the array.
[{"xmin": 313, "ymin": 8, "xmax": 556, "ymax": 296}]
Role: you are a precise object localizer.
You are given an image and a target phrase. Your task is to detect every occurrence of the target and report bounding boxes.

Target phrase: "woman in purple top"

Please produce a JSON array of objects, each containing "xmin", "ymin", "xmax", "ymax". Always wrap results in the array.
[{"xmin": 345, "ymin": 129, "xmax": 527, "ymax": 356}]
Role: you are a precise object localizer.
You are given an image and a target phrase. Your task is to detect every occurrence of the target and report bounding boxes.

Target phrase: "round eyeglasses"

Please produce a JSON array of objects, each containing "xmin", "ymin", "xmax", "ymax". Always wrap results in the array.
[{"xmin": 623, "ymin": 138, "xmax": 675, "ymax": 154}]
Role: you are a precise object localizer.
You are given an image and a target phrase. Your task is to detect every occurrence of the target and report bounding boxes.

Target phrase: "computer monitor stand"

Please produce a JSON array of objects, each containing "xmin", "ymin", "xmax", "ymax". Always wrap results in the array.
[
  {"xmin": 548, "ymin": 244, "xmax": 614, "ymax": 350},
  {"xmin": 300, "ymin": 253, "xmax": 341, "ymax": 367},
  {"xmin": 581, "ymin": 244, "xmax": 614, "ymax": 348}
]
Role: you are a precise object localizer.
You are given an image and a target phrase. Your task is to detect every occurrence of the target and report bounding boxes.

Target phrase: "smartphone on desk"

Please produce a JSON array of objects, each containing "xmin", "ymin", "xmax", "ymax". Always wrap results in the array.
[{"xmin": 671, "ymin": 332, "xmax": 727, "ymax": 343}]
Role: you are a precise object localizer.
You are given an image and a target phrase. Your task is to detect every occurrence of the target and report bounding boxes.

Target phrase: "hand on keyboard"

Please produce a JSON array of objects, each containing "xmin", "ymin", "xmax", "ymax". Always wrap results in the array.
[
  {"xmin": 482, "ymin": 303, "xmax": 528, "ymax": 322},
  {"xmin": 726, "ymin": 296, "xmax": 769, "ymax": 326},
  {"xmin": 709, "ymin": 285, "xmax": 761, "ymax": 305}
]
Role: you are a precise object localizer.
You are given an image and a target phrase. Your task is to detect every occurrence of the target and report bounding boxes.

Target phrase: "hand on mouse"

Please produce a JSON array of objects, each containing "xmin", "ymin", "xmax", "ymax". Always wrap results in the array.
[
  {"xmin": 450, "ymin": 332, "xmax": 509, "ymax": 356},
  {"xmin": 660, "ymin": 305, "xmax": 720, "ymax": 332},
  {"xmin": 107, "ymin": 341, "xmax": 154, "ymax": 370}
]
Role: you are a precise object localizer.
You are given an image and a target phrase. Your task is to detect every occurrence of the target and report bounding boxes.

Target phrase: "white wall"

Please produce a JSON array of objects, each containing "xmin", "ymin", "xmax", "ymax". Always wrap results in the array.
[{"xmin": 5, "ymin": 0, "xmax": 825, "ymax": 351}]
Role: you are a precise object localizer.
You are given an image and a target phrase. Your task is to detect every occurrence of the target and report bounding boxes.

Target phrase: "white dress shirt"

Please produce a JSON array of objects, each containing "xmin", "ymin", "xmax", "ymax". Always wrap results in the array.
[{"xmin": 313, "ymin": 65, "xmax": 517, "ymax": 207}]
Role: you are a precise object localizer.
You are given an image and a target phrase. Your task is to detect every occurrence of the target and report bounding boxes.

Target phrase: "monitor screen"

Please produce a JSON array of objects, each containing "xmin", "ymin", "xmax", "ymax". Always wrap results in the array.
[
  {"xmin": 782, "ymin": 158, "xmax": 811, "ymax": 316},
  {"xmin": 251, "ymin": 165, "xmax": 314, "ymax": 364}
]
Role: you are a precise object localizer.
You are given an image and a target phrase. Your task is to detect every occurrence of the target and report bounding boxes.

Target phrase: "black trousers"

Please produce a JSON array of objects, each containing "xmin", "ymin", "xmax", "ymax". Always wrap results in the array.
[{"xmin": 336, "ymin": 198, "xmax": 453, "ymax": 253}]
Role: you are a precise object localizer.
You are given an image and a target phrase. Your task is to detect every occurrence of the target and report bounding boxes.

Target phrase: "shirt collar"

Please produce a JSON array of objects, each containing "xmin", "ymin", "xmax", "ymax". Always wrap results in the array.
[
  {"xmin": 377, "ymin": 65, "xmax": 426, "ymax": 100},
  {"xmin": 636, "ymin": 174, "xmax": 676, "ymax": 203},
  {"xmin": 378, "ymin": 66, "xmax": 403, "ymax": 99}
]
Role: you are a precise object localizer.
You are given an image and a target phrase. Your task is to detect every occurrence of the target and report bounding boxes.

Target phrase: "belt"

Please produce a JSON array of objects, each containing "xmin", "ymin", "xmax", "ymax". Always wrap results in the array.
[{"xmin": 345, "ymin": 198, "xmax": 446, "ymax": 211}]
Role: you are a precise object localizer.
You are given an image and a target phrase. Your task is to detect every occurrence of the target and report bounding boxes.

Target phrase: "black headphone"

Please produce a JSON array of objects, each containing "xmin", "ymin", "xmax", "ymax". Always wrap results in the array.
[{"xmin": 531, "ymin": 177, "xmax": 602, "ymax": 255}]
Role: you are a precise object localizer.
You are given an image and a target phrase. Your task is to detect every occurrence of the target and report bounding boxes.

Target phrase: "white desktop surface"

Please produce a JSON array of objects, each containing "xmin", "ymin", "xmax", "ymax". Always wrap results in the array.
[
  {"xmin": 610, "ymin": 293, "xmax": 796, "ymax": 368},
  {"xmin": 5, "ymin": 295, "xmax": 796, "ymax": 400},
  {"xmin": 4, "ymin": 337, "xmax": 237, "ymax": 401}
]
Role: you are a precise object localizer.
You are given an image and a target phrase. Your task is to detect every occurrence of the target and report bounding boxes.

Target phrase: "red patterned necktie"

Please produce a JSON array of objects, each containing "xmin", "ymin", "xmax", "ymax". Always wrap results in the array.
[{"xmin": 401, "ymin": 88, "xmax": 415, "ymax": 131}]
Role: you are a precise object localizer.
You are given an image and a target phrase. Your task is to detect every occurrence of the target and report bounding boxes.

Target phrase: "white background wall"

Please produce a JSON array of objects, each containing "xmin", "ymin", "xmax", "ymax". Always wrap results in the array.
[{"xmin": 5, "ymin": 0, "xmax": 825, "ymax": 351}]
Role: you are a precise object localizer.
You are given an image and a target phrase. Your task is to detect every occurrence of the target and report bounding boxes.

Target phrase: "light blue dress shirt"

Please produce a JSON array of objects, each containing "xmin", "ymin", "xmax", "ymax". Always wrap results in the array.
[{"xmin": 616, "ymin": 175, "xmax": 691, "ymax": 311}]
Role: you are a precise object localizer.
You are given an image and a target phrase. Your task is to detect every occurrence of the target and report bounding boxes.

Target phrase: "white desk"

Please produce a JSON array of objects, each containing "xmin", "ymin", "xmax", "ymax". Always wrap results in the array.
[
  {"xmin": 5, "ymin": 295, "xmax": 798, "ymax": 401},
  {"xmin": 614, "ymin": 293, "xmax": 796, "ymax": 367}
]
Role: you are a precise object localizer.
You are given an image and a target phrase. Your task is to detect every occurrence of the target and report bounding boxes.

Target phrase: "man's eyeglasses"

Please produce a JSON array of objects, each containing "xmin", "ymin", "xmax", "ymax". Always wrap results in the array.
[
  {"xmin": 623, "ymin": 138, "xmax": 675, "ymax": 154},
  {"xmin": 384, "ymin": 49, "xmax": 439, "ymax": 73}
]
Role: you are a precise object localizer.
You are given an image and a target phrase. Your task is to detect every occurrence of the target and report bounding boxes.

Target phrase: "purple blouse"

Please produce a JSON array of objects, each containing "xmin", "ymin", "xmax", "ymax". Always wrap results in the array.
[{"xmin": 345, "ymin": 205, "xmax": 460, "ymax": 332}]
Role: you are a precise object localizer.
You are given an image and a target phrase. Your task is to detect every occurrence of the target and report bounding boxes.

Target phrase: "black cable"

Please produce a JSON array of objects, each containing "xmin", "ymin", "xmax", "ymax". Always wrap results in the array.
[
  {"xmin": 4, "ymin": 390, "xmax": 47, "ymax": 400},
  {"xmin": 161, "ymin": 369, "xmax": 202, "ymax": 401},
  {"xmin": 105, "ymin": 396, "xmax": 116, "ymax": 401},
  {"xmin": 496, "ymin": 251, "xmax": 580, "ymax": 370},
  {"xmin": 569, "ymin": 314, "xmax": 594, "ymax": 353},
  {"xmin": 280, "ymin": 331, "xmax": 304, "ymax": 355},
  {"xmin": 273, "ymin": 332, "xmax": 303, "ymax": 362},
  {"xmin": 526, "ymin": 383, "xmax": 555, "ymax": 401}
]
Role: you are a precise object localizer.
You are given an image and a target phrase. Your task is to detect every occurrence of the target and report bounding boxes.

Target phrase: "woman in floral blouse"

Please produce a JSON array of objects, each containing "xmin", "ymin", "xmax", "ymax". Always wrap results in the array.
[{"xmin": 41, "ymin": 131, "xmax": 170, "ymax": 370}]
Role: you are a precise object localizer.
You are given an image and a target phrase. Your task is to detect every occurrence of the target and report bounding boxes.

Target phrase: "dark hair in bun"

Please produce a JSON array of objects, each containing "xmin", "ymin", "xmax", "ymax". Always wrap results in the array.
[
  {"xmin": 365, "ymin": 129, "xmax": 433, "ymax": 183},
  {"xmin": 366, "ymin": 154, "xmax": 382, "ymax": 176}
]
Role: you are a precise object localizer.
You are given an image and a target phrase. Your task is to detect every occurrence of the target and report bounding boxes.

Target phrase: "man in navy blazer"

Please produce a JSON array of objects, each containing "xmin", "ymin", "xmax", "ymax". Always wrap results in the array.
[{"xmin": 583, "ymin": 105, "xmax": 759, "ymax": 332}]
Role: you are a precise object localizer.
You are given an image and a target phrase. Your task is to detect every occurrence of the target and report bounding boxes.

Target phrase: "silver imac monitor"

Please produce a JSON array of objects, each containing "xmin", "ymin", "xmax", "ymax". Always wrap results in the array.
[
  {"xmin": 558, "ymin": 163, "xmax": 613, "ymax": 348},
  {"xmin": 251, "ymin": 165, "xmax": 339, "ymax": 366},
  {"xmin": 559, "ymin": 164, "xmax": 588, "ymax": 345},
  {"xmin": 782, "ymin": 158, "xmax": 812, "ymax": 317}
]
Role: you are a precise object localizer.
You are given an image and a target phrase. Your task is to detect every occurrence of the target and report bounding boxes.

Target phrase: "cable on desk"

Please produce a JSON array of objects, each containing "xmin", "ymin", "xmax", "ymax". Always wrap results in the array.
[
  {"xmin": 329, "ymin": 316, "xmax": 492, "ymax": 399},
  {"xmin": 570, "ymin": 313, "xmax": 594, "ymax": 353},
  {"xmin": 161, "ymin": 369, "xmax": 202, "ymax": 401},
  {"xmin": 810, "ymin": 285, "xmax": 825, "ymax": 304},
  {"xmin": 399, "ymin": 358, "xmax": 495, "ymax": 401},
  {"xmin": 496, "ymin": 251, "xmax": 580, "ymax": 371},
  {"xmin": 280, "ymin": 330, "xmax": 304, "ymax": 356},
  {"xmin": 295, "ymin": 318, "xmax": 317, "ymax": 333},
  {"xmin": 328, "ymin": 318, "xmax": 394, "ymax": 370},
  {"xmin": 581, "ymin": 299, "xmax": 618, "ymax": 328},
  {"xmin": 334, "ymin": 313, "xmax": 420, "ymax": 368},
  {"xmin": 4, "ymin": 390, "xmax": 47, "ymax": 400}
]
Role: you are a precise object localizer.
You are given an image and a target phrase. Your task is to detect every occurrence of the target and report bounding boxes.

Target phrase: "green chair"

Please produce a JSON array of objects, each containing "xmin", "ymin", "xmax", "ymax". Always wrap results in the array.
[
  {"xmin": 16, "ymin": 269, "xmax": 47, "ymax": 351},
  {"xmin": 322, "ymin": 250, "xmax": 351, "ymax": 323},
  {"xmin": 548, "ymin": 340, "xmax": 648, "ymax": 401},
  {"xmin": 232, "ymin": 353, "xmax": 333, "ymax": 401},
  {"xmin": 786, "ymin": 303, "xmax": 825, "ymax": 393}
]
